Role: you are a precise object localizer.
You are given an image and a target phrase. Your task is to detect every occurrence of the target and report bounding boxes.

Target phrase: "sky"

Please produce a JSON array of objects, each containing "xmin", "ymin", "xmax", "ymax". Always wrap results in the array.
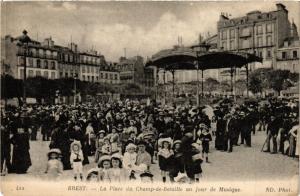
[{"xmin": 1, "ymin": 1, "xmax": 299, "ymax": 62}]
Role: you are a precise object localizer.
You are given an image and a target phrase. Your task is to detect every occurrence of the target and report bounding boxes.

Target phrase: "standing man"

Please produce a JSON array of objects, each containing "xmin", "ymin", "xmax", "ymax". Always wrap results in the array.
[
  {"xmin": 264, "ymin": 114, "xmax": 281, "ymax": 154},
  {"xmin": 224, "ymin": 113, "xmax": 235, "ymax": 153},
  {"xmin": 10, "ymin": 109, "xmax": 32, "ymax": 174}
]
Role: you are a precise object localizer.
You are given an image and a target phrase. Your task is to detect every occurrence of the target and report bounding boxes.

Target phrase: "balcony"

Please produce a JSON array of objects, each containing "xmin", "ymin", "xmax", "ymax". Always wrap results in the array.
[{"xmin": 277, "ymin": 57, "xmax": 299, "ymax": 61}]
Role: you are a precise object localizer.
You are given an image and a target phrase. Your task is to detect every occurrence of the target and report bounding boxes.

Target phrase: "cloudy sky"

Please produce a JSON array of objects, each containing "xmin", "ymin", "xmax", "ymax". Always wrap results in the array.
[{"xmin": 2, "ymin": 1, "xmax": 299, "ymax": 61}]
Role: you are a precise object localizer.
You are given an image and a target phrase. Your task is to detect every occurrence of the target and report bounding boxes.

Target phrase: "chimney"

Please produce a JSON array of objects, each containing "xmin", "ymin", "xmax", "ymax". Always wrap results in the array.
[
  {"xmin": 219, "ymin": 13, "xmax": 229, "ymax": 21},
  {"xmin": 276, "ymin": 3, "xmax": 286, "ymax": 11}
]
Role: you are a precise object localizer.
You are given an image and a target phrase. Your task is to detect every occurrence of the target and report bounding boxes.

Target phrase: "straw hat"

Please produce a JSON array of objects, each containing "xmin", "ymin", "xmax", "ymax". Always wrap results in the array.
[
  {"xmin": 125, "ymin": 143, "xmax": 137, "ymax": 151},
  {"xmin": 70, "ymin": 140, "xmax": 82, "ymax": 151},
  {"xmin": 47, "ymin": 148, "xmax": 61, "ymax": 157},
  {"xmin": 172, "ymin": 140, "xmax": 182, "ymax": 147},
  {"xmin": 111, "ymin": 153, "xmax": 123, "ymax": 161},
  {"xmin": 158, "ymin": 137, "xmax": 173, "ymax": 147},
  {"xmin": 174, "ymin": 173, "xmax": 188, "ymax": 182},
  {"xmin": 98, "ymin": 155, "xmax": 111, "ymax": 167}
]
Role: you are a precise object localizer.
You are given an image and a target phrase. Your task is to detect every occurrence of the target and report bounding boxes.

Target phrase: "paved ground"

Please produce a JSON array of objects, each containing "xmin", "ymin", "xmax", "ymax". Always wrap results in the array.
[{"xmin": 2, "ymin": 130, "xmax": 298, "ymax": 182}]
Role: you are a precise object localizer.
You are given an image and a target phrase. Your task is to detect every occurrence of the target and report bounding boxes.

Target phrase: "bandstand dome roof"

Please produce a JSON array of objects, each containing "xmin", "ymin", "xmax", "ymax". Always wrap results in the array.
[{"xmin": 145, "ymin": 46, "xmax": 262, "ymax": 70}]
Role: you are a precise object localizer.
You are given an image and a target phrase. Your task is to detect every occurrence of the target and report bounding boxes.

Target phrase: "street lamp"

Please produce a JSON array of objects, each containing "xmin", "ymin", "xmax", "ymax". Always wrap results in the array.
[
  {"xmin": 74, "ymin": 73, "xmax": 78, "ymax": 106},
  {"xmin": 17, "ymin": 30, "xmax": 31, "ymax": 107}
]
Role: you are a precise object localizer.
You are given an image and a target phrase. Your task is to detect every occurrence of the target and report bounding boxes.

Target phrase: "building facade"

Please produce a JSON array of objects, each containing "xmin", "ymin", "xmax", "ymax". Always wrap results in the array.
[
  {"xmin": 79, "ymin": 50, "xmax": 104, "ymax": 82},
  {"xmin": 56, "ymin": 42, "xmax": 80, "ymax": 79},
  {"xmin": 276, "ymin": 38, "xmax": 299, "ymax": 73},
  {"xmin": 114, "ymin": 56, "xmax": 145, "ymax": 85},
  {"xmin": 1, "ymin": 35, "xmax": 59, "ymax": 79},
  {"xmin": 217, "ymin": 3, "xmax": 298, "ymax": 80},
  {"xmin": 144, "ymin": 66, "xmax": 155, "ymax": 95},
  {"xmin": 1, "ymin": 32, "xmax": 120, "ymax": 84},
  {"xmin": 98, "ymin": 64, "xmax": 120, "ymax": 84}
]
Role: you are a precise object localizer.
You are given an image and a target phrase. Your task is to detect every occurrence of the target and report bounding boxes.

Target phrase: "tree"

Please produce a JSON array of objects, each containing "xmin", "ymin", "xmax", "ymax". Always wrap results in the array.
[
  {"xmin": 220, "ymin": 81, "xmax": 231, "ymax": 92},
  {"xmin": 1, "ymin": 74, "xmax": 23, "ymax": 105},
  {"xmin": 249, "ymin": 75, "xmax": 262, "ymax": 94},
  {"xmin": 235, "ymin": 79, "xmax": 247, "ymax": 95},
  {"xmin": 266, "ymin": 70, "xmax": 291, "ymax": 94},
  {"xmin": 205, "ymin": 77, "xmax": 220, "ymax": 92}
]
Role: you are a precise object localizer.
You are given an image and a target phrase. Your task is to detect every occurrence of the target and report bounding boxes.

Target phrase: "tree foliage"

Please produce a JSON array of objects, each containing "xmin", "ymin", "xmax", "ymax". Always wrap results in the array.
[
  {"xmin": 1, "ymin": 75, "xmax": 140, "ymax": 104},
  {"xmin": 249, "ymin": 68, "xmax": 299, "ymax": 94}
]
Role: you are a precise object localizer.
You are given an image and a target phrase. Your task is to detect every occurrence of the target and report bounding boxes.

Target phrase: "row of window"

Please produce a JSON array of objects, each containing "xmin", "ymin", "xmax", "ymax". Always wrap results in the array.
[
  {"xmin": 27, "ymin": 48, "xmax": 58, "ymax": 57},
  {"xmin": 220, "ymin": 35, "xmax": 273, "ymax": 50},
  {"xmin": 58, "ymin": 72, "xmax": 119, "ymax": 80},
  {"xmin": 59, "ymin": 54, "xmax": 76, "ymax": 63},
  {"xmin": 281, "ymin": 51, "xmax": 298, "ymax": 59},
  {"xmin": 59, "ymin": 72, "xmax": 79, "ymax": 78},
  {"xmin": 221, "ymin": 24, "xmax": 272, "ymax": 40},
  {"xmin": 81, "ymin": 75, "xmax": 119, "ymax": 84},
  {"xmin": 82, "ymin": 66, "xmax": 99, "ymax": 73},
  {"xmin": 99, "ymin": 72, "xmax": 118, "ymax": 80},
  {"xmin": 19, "ymin": 69, "xmax": 56, "ymax": 79},
  {"xmin": 80, "ymin": 56, "xmax": 102, "ymax": 64},
  {"xmin": 19, "ymin": 57, "xmax": 56, "ymax": 70}
]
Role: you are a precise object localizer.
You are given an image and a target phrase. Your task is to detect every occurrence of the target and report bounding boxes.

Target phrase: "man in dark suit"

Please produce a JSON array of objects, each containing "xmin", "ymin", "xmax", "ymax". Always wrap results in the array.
[
  {"xmin": 264, "ymin": 115, "xmax": 281, "ymax": 154},
  {"xmin": 223, "ymin": 113, "xmax": 236, "ymax": 153}
]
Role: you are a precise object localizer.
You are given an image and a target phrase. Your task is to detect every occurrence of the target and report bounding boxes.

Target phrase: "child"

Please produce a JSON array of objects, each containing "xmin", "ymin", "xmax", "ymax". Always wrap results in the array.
[
  {"xmin": 108, "ymin": 127, "xmax": 120, "ymax": 154},
  {"xmin": 169, "ymin": 140, "xmax": 184, "ymax": 182},
  {"xmin": 95, "ymin": 130, "xmax": 106, "ymax": 163},
  {"xmin": 101, "ymin": 137, "xmax": 112, "ymax": 155},
  {"xmin": 86, "ymin": 168, "xmax": 99, "ymax": 182},
  {"xmin": 191, "ymin": 143, "xmax": 203, "ymax": 183},
  {"xmin": 211, "ymin": 116, "xmax": 217, "ymax": 136},
  {"xmin": 157, "ymin": 137, "xmax": 174, "ymax": 183},
  {"xmin": 45, "ymin": 148, "xmax": 63, "ymax": 180},
  {"xmin": 123, "ymin": 143, "xmax": 138, "ymax": 180},
  {"xmin": 109, "ymin": 153, "xmax": 127, "ymax": 182},
  {"xmin": 70, "ymin": 140, "xmax": 84, "ymax": 181},
  {"xmin": 98, "ymin": 155, "xmax": 111, "ymax": 182},
  {"xmin": 86, "ymin": 122, "xmax": 96, "ymax": 155},
  {"xmin": 198, "ymin": 124, "xmax": 212, "ymax": 163}
]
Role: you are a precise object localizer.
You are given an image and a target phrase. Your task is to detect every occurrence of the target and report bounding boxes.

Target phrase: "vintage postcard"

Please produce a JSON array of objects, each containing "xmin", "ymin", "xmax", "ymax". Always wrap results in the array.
[{"xmin": 0, "ymin": 1, "xmax": 299, "ymax": 196}]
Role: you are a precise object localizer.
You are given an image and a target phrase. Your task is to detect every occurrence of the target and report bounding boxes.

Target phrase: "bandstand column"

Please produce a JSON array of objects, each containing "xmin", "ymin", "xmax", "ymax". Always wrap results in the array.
[
  {"xmin": 230, "ymin": 66, "xmax": 234, "ymax": 96},
  {"xmin": 246, "ymin": 64, "xmax": 249, "ymax": 97},
  {"xmin": 201, "ymin": 69, "xmax": 204, "ymax": 98},
  {"xmin": 172, "ymin": 69, "xmax": 175, "ymax": 104}
]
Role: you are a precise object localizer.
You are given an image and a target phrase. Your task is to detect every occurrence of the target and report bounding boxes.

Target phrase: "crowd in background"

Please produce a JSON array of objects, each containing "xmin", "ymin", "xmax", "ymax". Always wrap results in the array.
[{"xmin": 1, "ymin": 97, "xmax": 299, "ymax": 183}]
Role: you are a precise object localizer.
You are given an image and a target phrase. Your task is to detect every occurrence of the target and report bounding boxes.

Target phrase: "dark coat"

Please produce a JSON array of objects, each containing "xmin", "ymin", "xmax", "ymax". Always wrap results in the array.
[{"xmin": 11, "ymin": 132, "xmax": 31, "ymax": 173}]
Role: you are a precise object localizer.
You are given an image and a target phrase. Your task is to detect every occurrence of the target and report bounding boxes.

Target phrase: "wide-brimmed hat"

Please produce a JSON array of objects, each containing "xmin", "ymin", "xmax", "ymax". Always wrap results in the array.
[
  {"xmin": 140, "ymin": 171, "xmax": 153, "ymax": 178},
  {"xmin": 47, "ymin": 148, "xmax": 61, "ymax": 157},
  {"xmin": 172, "ymin": 140, "xmax": 182, "ymax": 147},
  {"xmin": 199, "ymin": 123, "xmax": 208, "ymax": 130},
  {"xmin": 192, "ymin": 153, "xmax": 203, "ymax": 161},
  {"xmin": 70, "ymin": 140, "xmax": 82, "ymax": 150},
  {"xmin": 98, "ymin": 130, "xmax": 106, "ymax": 135},
  {"xmin": 125, "ymin": 143, "xmax": 137, "ymax": 151},
  {"xmin": 87, "ymin": 168, "xmax": 99, "ymax": 176},
  {"xmin": 158, "ymin": 137, "xmax": 173, "ymax": 147},
  {"xmin": 98, "ymin": 155, "xmax": 111, "ymax": 167},
  {"xmin": 137, "ymin": 140, "xmax": 147, "ymax": 147},
  {"xmin": 143, "ymin": 132, "xmax": 155, "ymax": 139},
  {"xmin": 191, "ymin": 143, "xmax": 201, "ymax": 150},
  {"xmin": 111, "ymin": 153, "xmax": 123, "ymax": 161},
  {"xmin": 174, "ymin": 172, "xmax": 188, "ymax": 182}
]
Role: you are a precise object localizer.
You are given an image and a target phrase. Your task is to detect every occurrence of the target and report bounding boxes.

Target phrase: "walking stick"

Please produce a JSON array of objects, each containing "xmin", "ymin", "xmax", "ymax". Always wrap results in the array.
[{"xmin": 261, "ymin": 135, "xmax": 268, "ymax": 152}]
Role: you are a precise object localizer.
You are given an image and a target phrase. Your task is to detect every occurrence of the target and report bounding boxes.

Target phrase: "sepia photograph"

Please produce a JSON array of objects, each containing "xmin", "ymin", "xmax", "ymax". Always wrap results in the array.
[{"xmin": 0, "ymin": 1, "xmax": 299, "ymax": 195}]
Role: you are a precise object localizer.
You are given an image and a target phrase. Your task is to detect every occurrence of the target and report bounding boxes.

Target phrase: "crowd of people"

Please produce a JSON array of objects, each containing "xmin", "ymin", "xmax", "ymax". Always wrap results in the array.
[{"xmin": 1, "ymin": 97, "xmax": 299, "ymax": 183}]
